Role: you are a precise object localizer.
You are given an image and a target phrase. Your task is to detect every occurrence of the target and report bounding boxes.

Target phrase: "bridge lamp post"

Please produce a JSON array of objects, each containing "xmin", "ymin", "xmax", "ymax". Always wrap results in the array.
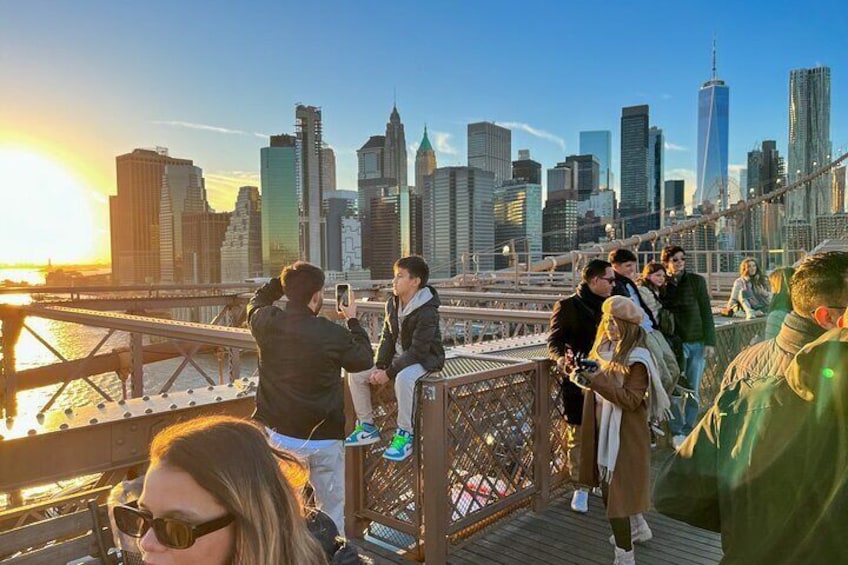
[{"xmin": 502, "ymin": 243, "xmax": 519, "ymax": 290}]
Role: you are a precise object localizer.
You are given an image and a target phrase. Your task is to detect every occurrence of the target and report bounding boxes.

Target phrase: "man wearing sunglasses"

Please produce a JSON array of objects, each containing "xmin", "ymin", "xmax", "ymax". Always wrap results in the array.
[
  {"xmin": 654, "ymin": 255, "xmax": 848, "ymax": 563},
  {"xmin": 548, "ymin": 258, "xmax": 615, "ymax": 513}
]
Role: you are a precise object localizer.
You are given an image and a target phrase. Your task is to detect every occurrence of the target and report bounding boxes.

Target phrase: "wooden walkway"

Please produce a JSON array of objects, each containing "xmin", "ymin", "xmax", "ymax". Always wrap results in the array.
[{"xmin": 355, "ymin": 449, "xmax": 723, "ymax": 564}]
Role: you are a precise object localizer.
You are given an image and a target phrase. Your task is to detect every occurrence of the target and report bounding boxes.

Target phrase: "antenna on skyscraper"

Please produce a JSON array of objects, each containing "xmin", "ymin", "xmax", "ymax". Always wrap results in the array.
[{"xmin": 712, "ymin": 34, "xmax": 717, "ymax": 80}]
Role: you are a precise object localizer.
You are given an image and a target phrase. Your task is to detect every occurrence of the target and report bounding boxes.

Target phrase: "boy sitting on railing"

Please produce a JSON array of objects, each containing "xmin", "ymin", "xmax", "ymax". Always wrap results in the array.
[{"xmin": 345, "ymin": 256, "xmax": 445, "ymax": 461}]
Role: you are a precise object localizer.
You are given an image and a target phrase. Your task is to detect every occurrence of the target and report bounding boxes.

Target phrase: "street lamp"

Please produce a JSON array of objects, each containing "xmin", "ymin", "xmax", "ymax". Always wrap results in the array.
[{"xmin": 605, "ymin": 223, "xmax": 615, "ymax": 242}]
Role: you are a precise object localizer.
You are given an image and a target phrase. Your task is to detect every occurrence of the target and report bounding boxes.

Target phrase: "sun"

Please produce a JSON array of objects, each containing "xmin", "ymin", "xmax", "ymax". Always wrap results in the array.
[{"xmin": 0, "ymin": 148, "xmax": 101, "ymax": 265}]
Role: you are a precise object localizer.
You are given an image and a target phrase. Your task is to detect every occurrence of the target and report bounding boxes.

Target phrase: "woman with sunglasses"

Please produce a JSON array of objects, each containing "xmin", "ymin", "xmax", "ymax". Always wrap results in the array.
[{"xmin": 113, "ymin": 415, "xmax": 327, "ymax": 565}]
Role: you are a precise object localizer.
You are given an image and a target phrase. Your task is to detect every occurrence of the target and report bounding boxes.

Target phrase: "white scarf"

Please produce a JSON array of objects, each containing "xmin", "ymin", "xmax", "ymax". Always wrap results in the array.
[{"xmin": 594, "ymin": 346, "xmax": 669, "ymax": 482}]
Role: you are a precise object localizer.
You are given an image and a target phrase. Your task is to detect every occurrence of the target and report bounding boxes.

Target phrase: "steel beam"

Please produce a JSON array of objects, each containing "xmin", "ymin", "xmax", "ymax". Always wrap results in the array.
[{"xmin": 0, "ymin": 379, "xmax": 257, "ymax": 491}]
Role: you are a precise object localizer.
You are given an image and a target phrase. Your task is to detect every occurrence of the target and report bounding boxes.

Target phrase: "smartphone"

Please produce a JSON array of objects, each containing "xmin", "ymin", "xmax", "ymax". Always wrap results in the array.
[{"xmin": 335, "ymin": 283, "xmax": 350, "ymax": 311}]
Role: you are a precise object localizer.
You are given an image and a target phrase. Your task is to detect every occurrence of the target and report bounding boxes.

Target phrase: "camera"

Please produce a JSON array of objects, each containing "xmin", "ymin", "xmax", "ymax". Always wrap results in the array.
[{"xmin": 569, "ymin": 356, "xmax": 600, "ymax": 390}]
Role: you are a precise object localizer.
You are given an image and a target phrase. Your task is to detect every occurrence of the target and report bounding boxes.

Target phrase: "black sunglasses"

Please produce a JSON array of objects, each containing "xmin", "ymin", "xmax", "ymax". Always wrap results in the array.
[{"xmin": 113, "ymin": 501, "xmax": 234, "ymax": 550}]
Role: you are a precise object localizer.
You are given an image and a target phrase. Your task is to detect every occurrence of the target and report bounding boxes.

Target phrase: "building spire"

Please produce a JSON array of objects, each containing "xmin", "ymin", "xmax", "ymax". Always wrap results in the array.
[{"xmin": 712, "ymin": 34, "xmax": 717, "ymax": 80}]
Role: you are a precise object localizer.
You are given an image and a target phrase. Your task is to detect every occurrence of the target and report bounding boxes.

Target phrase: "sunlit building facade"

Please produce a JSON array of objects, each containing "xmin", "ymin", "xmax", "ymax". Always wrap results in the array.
[
  {"xmin": 696, "ymin": 45, "xmax": 729, "ymax": 210},
  {"xmin": 260, "ymin": 134, "xmax": 300, "ymax": 275}
]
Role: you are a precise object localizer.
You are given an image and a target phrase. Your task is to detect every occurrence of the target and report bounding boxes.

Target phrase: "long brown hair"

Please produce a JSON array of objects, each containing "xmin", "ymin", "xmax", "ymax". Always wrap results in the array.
[
  {"xmin": 148, "ymin": 416, "xmax": 326, "ymax": 565},
  {"xmin": 739, "ymin": 258, "xmax": 768, "ymax": 291},
  {"xmin": 589, "ymin": 313, "xmax": 647, "ymax": 379},
  {"xmin": 638, "ymin": 261, "xmax": 666, "ymax": 292}
]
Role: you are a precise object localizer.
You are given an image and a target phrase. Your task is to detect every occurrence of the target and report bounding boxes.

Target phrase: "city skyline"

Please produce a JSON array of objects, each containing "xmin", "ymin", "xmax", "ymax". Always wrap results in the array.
[{"xmin": 1, "ymin": 0, "xmax": 846, "ymax": 264}]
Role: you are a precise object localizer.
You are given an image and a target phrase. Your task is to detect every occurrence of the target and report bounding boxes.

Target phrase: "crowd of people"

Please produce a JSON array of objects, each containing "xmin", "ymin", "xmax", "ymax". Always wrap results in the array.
[{"xmin": 106, "ymin": 248, "xmax": 848, "ymax": 564}]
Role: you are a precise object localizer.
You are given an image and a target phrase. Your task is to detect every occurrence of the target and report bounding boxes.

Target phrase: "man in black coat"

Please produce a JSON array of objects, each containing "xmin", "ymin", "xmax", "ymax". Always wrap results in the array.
[
  {"xmin": 345, "ymin": 256, "xmax": 445, "ymax": 462},
  {"xmin": 248, "ymin": 261, "xmax": 374, "ymax": 533},
  {"xmin": 548, "ymin": 258, "xmax": 615, "ymax": 513}
]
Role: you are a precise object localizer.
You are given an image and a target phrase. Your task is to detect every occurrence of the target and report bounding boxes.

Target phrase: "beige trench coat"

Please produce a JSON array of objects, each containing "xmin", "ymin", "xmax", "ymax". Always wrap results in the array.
[{"xmin": 578, "ymin": 362, "xmax": 651, "ymax": 519}]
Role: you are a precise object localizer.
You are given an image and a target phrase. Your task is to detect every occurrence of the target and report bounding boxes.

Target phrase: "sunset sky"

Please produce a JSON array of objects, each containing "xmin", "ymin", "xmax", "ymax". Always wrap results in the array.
[{"xmin": 1, "ymin": 0, "xmax": 846, "ymax": 264}]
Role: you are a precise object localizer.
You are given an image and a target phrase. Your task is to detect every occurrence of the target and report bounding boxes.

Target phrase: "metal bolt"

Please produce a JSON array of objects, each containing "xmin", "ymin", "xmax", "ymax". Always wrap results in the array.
[
  {"xmin": 59, "ymin": 423, "xmax": 69, "ymax": 430},
  {"xmin": 188, "ymin": 400, "xmax": 196, "ymax": 407},
  {"xmin": 89, "ymin": 418, "xmax": 98, "ymax": 424},
  {"xmin": 207, "ymin": 386, "xmax": 215, "ymax": 391},
  {"xmin": 215, "ymin": 396, "xmax": 222, "ymax": 402},
  {"xmin": 142, "ymin": 395, "xmax": 150, "ymax": 401},
  {"xmin": 169, "ymin": 403, "xmax": 177, "ymax": 410},
  {"xmin": 145, "ymin": 408, "xmax": 153, "ymax": 414},
  {"xmin": 161, "ymin": 392, "xmax": 169, "ymax": 398},
  {"xmin": 123, "ymin": 412, "xmax": 132, "ymax": 419},
  {"xmin": 27, "ymin": 429, "xmax": 37, "ymax": 436},
  {"xmin": 227, "ymin": 382, "xmax": 234, "ymax": 388},
  {"xmin": 64, "ymin": 408, "xmax": 73, "ymax": 415},
  {"xmin": 187, "ymin": 389, "xmax": 194, "ymax": 394},
  {"xmin": 118, "ymin": 399, "xmax": 126, "ymax": 405},
  {"xmin": 97, "ymin": 402, "xmax": 105, "ymax": 409}
]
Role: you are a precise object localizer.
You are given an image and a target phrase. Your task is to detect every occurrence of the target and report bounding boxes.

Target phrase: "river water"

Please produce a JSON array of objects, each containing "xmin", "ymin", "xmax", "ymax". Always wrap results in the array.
[{"xmin": 0, "ymin": 268, "xmax": 256, "ymax": 425}]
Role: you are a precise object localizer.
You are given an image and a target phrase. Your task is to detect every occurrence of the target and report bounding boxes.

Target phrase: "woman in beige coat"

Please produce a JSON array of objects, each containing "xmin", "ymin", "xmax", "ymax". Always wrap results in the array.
[{"xmin": 575, "ymin": 296, "xmax": 669, "ymax": 565}]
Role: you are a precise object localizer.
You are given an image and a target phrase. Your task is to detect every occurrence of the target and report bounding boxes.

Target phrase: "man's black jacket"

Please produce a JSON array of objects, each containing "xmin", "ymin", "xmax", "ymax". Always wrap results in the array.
[
  {"xmin": 547, "ymin": 283, "xmax": 606, "ymax": 424},
  {"xmin": 247, "ymin": 278, "xmax": 373, "ymax": 440}
]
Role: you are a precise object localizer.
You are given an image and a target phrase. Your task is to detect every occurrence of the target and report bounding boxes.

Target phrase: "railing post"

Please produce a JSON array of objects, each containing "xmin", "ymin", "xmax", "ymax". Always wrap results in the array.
[
  {"xmin": 533, "ymin": 360, "xmax": 551, "ymax": 513},
  {"xmin": 0, "ymin": 307, "xmax": 24, "ymax": 419},
  {"xmin": 130, "ymin": 332, "xmax": 144, "ymax": 398},
  {"xmin": 343, "ymin": 375, "xmax": 369, "ymax": 540},
  {"xmin": 421, "ymin": 378, "xmax": 449, "ymax": 564}
]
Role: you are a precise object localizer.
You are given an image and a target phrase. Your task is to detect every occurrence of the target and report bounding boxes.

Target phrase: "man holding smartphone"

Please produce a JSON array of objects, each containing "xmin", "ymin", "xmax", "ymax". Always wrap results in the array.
[
  {"xmin": 345, "ymin": 255, "xmax": 445, "ymax": 461},
  {"xmin": 247, "ymin": 261, "xmax": 373, "ymax": 533}
]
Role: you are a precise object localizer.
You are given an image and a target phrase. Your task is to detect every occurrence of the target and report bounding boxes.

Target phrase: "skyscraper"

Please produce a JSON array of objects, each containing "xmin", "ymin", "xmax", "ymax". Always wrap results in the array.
[
  {"xmin": 579, "ymin": 131, "xmax": 612, "ymax": 191},
  {"xmin": 221, "ymin": 186, "xmax": 262, "ymax": 283},
  {"xmin": 833, "ymin": 166, "xmax": 846, "ymax": 214},
  {"xmin": 159, "ymin": 164, "xmax": 207, "ymax": 283},
  {"xmin": 468, "ymin": 122, "xmax": 512, "ymax": 186},
  {"xmin": 787, "ymin": 66, "xmax": 832, "ymax": 221},
  {"xmin": 260, "ymin": 134, "xmax": 300, "ymax": 275},
  {"xmin": 425, "ymin": 167, "xmax": 495, "ymax": 278},
  {"xmin": 357, "ymin": 134, "xmax": 390, "ymax": 270},
  {"xmin": 494, "ymin": 180, "xmax": 542, "ymax": 268},
  {"xmin": 182, "ymin": 211, "xmax": 231, "ymax": 284},
  {"xmin": 324, "ymin": 190, "xmax": 358, "ymax": 272},
  {"xmin": 110, "ymin": 147, "xmax": 193, "ymax": 284},
  {"xmin": 415, "ymin": 126, "xmax": 437, "ymax": 194},
  {"xmin": 696, "ymin": 41, "xmax": 730, "ymax": 210},
  {"xmin": 543, "ymin": 194, "xmax": 577, "ymax": 255},
  {"xmin": 296, "ymin": 104, "xmax": 324, "ymax": 266},
  {"xmin": 383, "ymin": 105, "xmax": 408, "ymax": 189},
  {"xmin": 664, "ymin": 180, "xmax": 685, "ymax": 214},
  {"xmin": 321, "ymin": 146, "xmax": 337, "ymax": 193},
  {"xmin": 564, "ymin": 155, "xmax": 600, "ymax": 201},
  {"xmin": 547, "ymin": 161, "xmax": 578, "ymax": 201},
  {"xmin": 620, "ymin": 105, "xmax": 650, "ymax": 236},
  {"xmin": 383, "ymin": 105, "xmax": 411, "ymax": 257},
  {"xmin": 512, "ymin": 149, "xmax": 542, "ymax": 185},
  {"xmin": 648, "ymin": 126, "xmax": 664, "ymax": 229}
]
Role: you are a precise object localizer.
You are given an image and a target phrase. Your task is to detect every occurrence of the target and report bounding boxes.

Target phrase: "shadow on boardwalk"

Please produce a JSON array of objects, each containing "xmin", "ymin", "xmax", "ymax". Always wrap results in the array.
[{"xmin": 356, "ymin": 448, "xmax": 723, "ymax": 564}]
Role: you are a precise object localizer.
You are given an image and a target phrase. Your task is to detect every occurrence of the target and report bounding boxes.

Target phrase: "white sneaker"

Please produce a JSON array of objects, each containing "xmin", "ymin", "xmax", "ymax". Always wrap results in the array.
[
  {"xmin": 570, "ymin": 489, "xmax": 589, "ymax": 513},
  {"xmin": 591, "ymin": 486, "xmax": 603, "ymax": 497},
  {"xmin": 609, "ymin": 514, "xmax": 653, "ymax": 546},
  {"xmin": 672, "ymin": 434, "xmax": 686, "ymax": 450},
  {"xmin": 613, "ymin": 546, "xmax": 636, "ymax": 564}
]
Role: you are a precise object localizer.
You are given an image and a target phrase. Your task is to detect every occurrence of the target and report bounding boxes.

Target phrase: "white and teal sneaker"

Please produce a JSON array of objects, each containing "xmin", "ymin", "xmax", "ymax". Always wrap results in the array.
[
  {"xmin": 382, "ymin": 429, "xmax": 413, "ymax": 461},
  {"xmin": 344, "ymin": 421, "xmax": 381, "ymax": 447}
]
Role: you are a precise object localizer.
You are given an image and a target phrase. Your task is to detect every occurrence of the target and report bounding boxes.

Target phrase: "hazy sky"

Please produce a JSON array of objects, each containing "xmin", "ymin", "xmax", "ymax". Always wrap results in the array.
[{"xmin": 1, "ymin": 0, "xmax": 846, "ymax": 262}]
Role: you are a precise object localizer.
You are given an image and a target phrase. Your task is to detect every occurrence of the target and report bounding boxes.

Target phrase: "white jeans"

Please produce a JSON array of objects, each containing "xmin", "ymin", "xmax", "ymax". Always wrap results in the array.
[
  {"xmin": 348, "ymin": 363, "xmax": 428, "ymax": 433},
  {"xmin": 265, "ymin": 429, "xmax": 345, "ymax": 533}
]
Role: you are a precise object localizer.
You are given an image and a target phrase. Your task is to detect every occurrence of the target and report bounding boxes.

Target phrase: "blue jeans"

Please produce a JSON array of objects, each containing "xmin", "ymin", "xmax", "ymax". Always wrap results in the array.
[{"xmin": 669, "ymin": 342, "xmax": 706, "ymax": 436}]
